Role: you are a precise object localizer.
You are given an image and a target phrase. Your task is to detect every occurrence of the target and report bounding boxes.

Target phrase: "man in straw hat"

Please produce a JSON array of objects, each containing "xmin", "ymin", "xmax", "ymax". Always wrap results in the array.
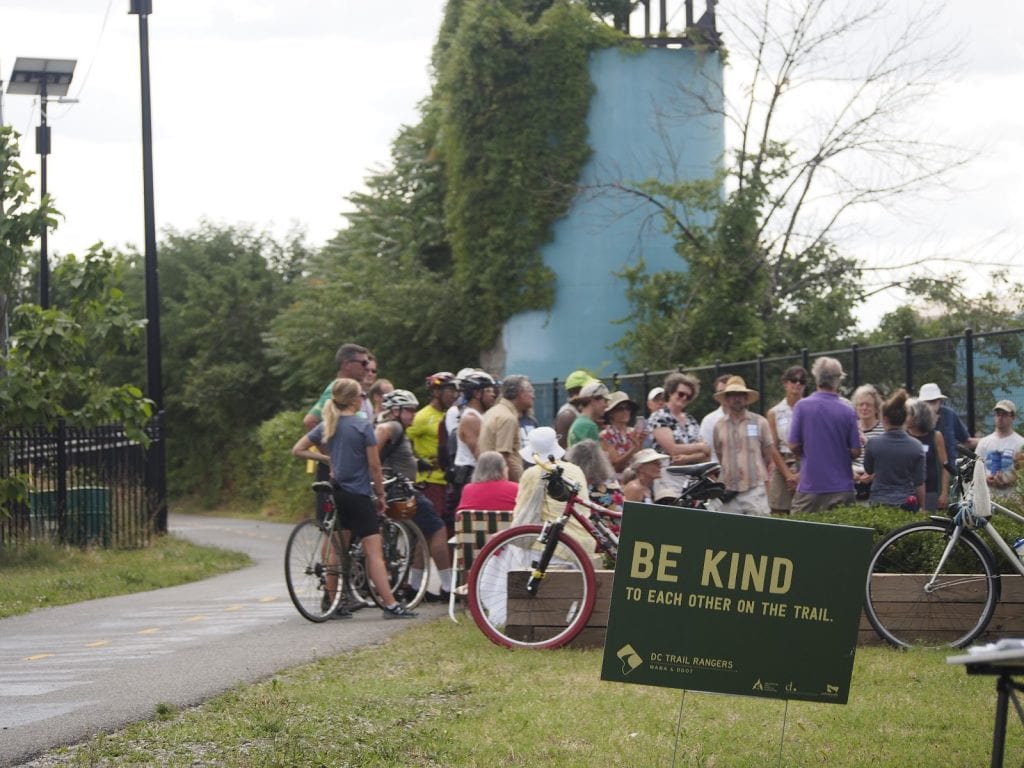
[{"xmin": 712, "ymin": 376, "xmax": 779, "ymax": 516}]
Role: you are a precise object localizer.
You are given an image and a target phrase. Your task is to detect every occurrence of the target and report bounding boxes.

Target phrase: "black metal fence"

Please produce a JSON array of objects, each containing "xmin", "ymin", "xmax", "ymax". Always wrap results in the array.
[
  {"xmin": 532, "ymin": 328, "xmax": 1024, "ymax": 437},
  {"xmin": 0, "ymin": 417, "xmax": 166, "ymax": 549}
]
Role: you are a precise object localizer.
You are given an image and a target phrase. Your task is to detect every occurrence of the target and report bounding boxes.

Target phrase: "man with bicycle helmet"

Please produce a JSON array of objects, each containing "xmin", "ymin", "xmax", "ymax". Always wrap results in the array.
[
  {"xmin": 448, "ymin": 370, "xmax": 498, "ymax": 509},
  {"xmin": 376, "ymin": 389, "xmax": 454, "ymax": 602},
  {"xmin": 408, "ymin": 371, "xmax": 460, "ymax": 535}
]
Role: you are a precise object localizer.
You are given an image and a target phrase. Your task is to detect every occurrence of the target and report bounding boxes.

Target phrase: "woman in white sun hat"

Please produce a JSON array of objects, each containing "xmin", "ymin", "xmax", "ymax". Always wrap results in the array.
[{"xmin": 623, "ymin": 448, "xmax": 669, "ymax": 503}]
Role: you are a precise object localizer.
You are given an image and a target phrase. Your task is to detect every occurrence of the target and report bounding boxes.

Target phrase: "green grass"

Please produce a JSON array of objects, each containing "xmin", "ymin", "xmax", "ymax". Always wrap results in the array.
[
  {"xmin": 0, "ymin": 536, "xmax": 251, "ymax": 618},
  {"xmin": 32, "ymin": 619, "xmax": 1024, "ymax": 767}
]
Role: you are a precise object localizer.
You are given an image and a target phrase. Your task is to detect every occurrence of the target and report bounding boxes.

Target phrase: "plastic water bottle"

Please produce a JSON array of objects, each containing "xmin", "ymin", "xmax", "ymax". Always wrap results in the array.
[{"xmin": 1012, "ymin": 537, "xmax": 1024, "ymax": 563}]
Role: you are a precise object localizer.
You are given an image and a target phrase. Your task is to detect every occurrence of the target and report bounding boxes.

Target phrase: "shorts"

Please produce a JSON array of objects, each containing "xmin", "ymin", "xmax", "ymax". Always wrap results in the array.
[
  {"xmin": 332, "ymin": 487, "xmax": 379, "ymax": 539},
  {"xmin": 412, "ymin": 490, "xmax": 444, "ymax": 537},
  {"xmin": 419, "ymin": 482, "xmax": 453, "ymax": 537}
]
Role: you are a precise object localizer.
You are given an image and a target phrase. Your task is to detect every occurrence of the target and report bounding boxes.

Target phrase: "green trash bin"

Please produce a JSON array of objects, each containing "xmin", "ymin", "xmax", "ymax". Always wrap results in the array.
[
  {"xmin": 29, "ymin": 487, "xmax": 112, "ymax": 545},
  {"xmin": 67, "ymin": 487, "xmax": 112, "ymax": 546},
  {"xmin": 29, "ymin": 490, "xmax": 58, "ymax": 540}
]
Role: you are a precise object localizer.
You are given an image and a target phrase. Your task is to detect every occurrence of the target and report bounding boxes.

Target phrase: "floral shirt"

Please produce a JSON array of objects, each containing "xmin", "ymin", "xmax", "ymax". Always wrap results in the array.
[
  {"xmin": 647, "ymin": 407, "xmax": 701, "ymax": 455},
  {"xmin": 599, "ymin": 425, "xmax": 632, "ymax": 462}
]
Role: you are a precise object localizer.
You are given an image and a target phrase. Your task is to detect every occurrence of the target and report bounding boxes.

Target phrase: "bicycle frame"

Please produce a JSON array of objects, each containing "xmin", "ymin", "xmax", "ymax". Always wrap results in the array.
[
  {"xmin": 522, "ymin": 457, "xmax": 622, "ymax": 593},
  {"xmin": 953, "ymin": 500, "xmax": 1024, "ymax": 579}
]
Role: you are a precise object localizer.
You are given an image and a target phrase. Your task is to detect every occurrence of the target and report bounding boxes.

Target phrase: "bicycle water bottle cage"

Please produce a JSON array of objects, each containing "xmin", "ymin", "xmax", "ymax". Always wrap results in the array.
[{"xmin": 666, "ymin": 461, "xmax": 720, "ymax": 478}]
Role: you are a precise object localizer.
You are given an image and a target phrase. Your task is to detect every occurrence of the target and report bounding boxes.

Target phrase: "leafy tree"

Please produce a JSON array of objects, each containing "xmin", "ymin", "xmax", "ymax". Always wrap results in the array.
[
  {"xmin": 0, "ymin": 126, "xmax": 50, "ymax": 358},
  {"xmin": 1, "ymin": 245, "xmax": 151, "ymax": 432},
  {"xmin": 607, "ymin": 0, "xmax": 968, "ymax": 368},
  {"xmin": 151, "ymin": 222, "xmax": 311, "ymax": 500}
]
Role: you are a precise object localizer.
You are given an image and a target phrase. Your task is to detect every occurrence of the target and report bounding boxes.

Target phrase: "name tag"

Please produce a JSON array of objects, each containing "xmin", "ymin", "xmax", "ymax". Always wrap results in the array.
[{"xmin": 746, "ymin": 424, "xmax": 759, "ymax": 438}]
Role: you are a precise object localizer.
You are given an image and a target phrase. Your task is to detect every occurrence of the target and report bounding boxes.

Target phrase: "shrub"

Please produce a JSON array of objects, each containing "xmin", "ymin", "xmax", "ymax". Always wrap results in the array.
[{"xmin": 251, "ymin": 410, "xmax": 312, "ymax": 522}]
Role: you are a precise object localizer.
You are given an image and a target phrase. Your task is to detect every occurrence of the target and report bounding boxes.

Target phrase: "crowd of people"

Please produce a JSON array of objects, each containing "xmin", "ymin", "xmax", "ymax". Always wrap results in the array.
[{"xmin": 291, "ymin": 342, "xmax": 1024, "ymax": 615}]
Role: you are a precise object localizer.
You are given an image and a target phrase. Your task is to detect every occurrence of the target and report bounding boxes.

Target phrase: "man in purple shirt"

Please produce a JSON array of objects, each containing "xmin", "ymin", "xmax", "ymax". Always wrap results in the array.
[{"xmin": 788, "ymin": 357, "xmax": 861, "ymax": 513}]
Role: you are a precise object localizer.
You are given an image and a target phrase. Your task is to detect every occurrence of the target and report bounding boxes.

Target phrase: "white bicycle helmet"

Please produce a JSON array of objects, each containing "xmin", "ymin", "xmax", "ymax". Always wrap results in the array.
[{"xmin": 382, "ymin": 389, "xmax": 419, "ymax": 410}]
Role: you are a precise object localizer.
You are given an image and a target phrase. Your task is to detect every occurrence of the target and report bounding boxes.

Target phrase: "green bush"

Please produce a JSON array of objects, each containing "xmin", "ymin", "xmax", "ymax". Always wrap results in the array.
[
  {"xmin": 790, "ymin": 504, "xmax": 919, "ymax": 544},
  {"xmin": 251, "ymin": 409, "xmax": 313, "ymax": 521},
  {"xmin": 793, "ymin": 503, "xmax": 1024, "ymax": 574}
]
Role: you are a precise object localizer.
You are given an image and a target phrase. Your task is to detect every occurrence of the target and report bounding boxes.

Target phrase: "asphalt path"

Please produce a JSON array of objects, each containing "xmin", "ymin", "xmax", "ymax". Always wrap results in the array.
[{"xmin": 0, "ymin": 514, "xmax": 446, "ymax": 767}]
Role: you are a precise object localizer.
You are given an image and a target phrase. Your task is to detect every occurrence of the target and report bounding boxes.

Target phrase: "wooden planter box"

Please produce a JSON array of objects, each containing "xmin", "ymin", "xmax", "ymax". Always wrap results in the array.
[
  {"xmin": 858, "ymin": 573, "xmax": 1024, "ymax": 645},
  {"xmin": 506, "ymin": 571, "xmax": 1024, "ymax": 649}
]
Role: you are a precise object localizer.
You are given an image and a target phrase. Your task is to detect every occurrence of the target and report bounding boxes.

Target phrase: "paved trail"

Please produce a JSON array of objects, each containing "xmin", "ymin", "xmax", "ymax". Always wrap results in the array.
[{"xmin": 0, "ymin": 514, "xmax": 443, "ymax": 767}]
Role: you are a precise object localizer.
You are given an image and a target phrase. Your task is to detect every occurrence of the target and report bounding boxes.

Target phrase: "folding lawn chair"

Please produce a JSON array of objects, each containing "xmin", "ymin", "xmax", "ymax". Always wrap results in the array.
[{"xmin": 448, "ymin": 509, "xmax": 515, "ymax": 622}]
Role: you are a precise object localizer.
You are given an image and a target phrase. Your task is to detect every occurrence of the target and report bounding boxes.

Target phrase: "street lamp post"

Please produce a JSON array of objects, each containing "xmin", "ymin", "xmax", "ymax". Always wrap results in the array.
[
  {"xmin": 129, "ymin": 0, "xmax": 167, "ymax": 533},
  {"xmin": 6, "ymin": 57, "xmax": 77, "ymax": 310}
]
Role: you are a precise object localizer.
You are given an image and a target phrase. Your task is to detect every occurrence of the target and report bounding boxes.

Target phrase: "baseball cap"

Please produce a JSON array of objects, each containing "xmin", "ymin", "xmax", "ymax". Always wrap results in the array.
[
  {"xmin": 994, "ymin": 400, "xmax": 1017, "ymax": 416},
  {"xmin": 565, "ymin": 370, "xmax": 592, "ymax": 390},
  {"xmin": 647, "ymin": 387, "xmax": 665, "ymax": 402},
  {"xmin": 579, "ymin": 381, "xmax": 610, "ymax": 400}
]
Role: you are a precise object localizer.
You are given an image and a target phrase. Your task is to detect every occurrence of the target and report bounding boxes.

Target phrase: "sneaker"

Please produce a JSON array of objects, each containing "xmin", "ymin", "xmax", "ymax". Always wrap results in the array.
[
  {"xmin": 382, "ymin": 603, "xmax": 418, "ymax": 620},
  {"xmin": 423, "ymin": 590, "xmax": 451, "ymax": 604},
  {"xmin": 332, "ymin": 605, "xmax": 354, "ymax": 620}
]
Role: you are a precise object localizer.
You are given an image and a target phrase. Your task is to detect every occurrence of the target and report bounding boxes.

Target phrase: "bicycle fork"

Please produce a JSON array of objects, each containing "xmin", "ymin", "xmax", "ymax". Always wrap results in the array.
[{"xmin": 526, "ymin": 521, "xmax": 564, "ymax": 596}]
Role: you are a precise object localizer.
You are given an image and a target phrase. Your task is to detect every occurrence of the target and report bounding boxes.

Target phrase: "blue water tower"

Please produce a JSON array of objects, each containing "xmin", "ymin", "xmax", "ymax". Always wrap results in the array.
[{"xmin": 500, "ymin": 10, "xmax": 724, "ymax": 382}]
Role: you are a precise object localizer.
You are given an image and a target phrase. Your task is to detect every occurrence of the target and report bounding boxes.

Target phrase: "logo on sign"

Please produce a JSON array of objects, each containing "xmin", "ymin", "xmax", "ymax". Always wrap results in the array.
[{"xmin": 616, "ymin": 644, "xmax": 644, "ymax": 675}]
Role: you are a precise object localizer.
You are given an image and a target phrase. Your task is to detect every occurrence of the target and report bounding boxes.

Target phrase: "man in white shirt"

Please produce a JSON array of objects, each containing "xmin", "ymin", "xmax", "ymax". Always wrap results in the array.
[{"xmin": 975, "ymin": 399, "xmax": 1024, "ymax": 497}]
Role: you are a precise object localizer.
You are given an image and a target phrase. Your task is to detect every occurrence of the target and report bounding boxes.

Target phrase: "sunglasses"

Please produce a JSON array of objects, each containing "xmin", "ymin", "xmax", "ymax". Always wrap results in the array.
[
  {"xmin": 787, "ymin": 378, "xmax": 806, "ymax": 385},
  {"xmin": 673, "ymin": 390, "xmax": 693, "ymax": 400}
]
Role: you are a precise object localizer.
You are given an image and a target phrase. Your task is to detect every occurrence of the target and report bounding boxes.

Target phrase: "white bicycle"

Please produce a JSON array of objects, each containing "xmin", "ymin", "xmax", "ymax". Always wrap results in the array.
[{"xmin": 864, "ymin": 456, "xmax": 1024, "ymax": 649}]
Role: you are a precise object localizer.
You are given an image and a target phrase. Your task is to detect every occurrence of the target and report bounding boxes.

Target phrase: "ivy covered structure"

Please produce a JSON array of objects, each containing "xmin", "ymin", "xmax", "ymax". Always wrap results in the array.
[{"xmin": 434, "ymin": 0, "xmax": 724, "ymax": 380}]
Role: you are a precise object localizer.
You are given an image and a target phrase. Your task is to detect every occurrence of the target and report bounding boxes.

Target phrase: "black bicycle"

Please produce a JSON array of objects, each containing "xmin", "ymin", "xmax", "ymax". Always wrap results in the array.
[{"xmin": 284, "ymin": 479, "xmax": 429, "ymax": 622}]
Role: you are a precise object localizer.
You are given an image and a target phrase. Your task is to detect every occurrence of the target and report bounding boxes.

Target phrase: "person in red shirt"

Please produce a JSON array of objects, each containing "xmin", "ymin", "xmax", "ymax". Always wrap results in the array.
[{"xmin": 456, "ymin": 451, "xmax": 518, "ymax": 511}]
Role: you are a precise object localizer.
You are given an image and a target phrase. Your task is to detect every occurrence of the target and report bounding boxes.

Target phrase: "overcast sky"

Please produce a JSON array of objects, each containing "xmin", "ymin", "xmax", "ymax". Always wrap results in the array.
[{"xmin": 1, "ymin": 1, "xmax": 1021, "ymax": 329}]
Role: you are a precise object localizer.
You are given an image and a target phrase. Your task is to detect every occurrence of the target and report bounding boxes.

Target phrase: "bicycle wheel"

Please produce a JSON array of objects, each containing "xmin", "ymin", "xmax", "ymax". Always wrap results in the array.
[
  {"xmin": 467, "ymin": 524, "xmax": 596, "ymax": 649},
  {"xmin": 346, "ymin": 539, "xmax": 376, "ymax": 607},
  {"xmin": 362, "ymin": 518, "xmax": 430, "ymax": 609},
  {"xmin": 864, "ymin": 519, "xmax": 998, "ymax": 649},
  {"xmin": 394, "ymin": 519, "xmax": 430, "ymax": 609},
  {"xmin": 284, "ymin": 519, "xmax": 344, "ymax": 622}
]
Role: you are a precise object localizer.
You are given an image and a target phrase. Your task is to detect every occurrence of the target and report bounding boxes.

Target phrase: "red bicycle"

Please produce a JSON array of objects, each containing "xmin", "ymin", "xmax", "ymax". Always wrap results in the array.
[
  {"xmin": 467, "ymin": 459, "xmax": 724, "ymax": 649},
  {"xmin": 466, "ymin": 460, "xmax": 622, "ymax": 649}
]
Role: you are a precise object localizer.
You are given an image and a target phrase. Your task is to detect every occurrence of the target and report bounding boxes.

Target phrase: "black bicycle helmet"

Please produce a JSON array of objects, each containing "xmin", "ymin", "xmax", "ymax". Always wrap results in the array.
[{"xmin": 382, "ymin": 389, "xmax": 419, "ymax": 410}]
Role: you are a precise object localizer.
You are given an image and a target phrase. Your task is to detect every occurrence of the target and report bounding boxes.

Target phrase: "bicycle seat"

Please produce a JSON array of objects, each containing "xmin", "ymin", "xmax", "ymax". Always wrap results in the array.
[
  {"xmin": 666, "ymin": 461, "xmax": 720, "ymax": 478},
  {"xmin": 312, "ymin": 481, "xmax": 334, "ymax": 493}
]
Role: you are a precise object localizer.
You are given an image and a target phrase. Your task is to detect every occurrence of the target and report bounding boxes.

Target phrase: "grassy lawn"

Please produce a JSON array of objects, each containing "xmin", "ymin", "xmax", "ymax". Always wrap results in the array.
[
  {"xmin": 31, "ymin": 618, "xmax": 1023, "ymax": 767},
  {"xmin": 0, "ymin": 536, "xmax": 251, "ymax": 619}
]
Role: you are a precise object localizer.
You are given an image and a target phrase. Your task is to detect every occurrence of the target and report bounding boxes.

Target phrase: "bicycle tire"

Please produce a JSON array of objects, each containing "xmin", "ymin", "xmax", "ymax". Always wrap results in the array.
[
  {"xmin": 362, "ymin": 518, "xmax": 430, "ymax": 609},
  {"xmin": 284, "ymin": 519, "xmax": 344, "ymax": 622},
  {"xmin": 467, "ymin": 524, "xmax": 596, "ymax": 649},
  {"xmin": 395, "ymin": 519, "xmax": 430, "ymax": 609},
  {"xmin": 864, "ymin": 519, "xmax": 999, "ymax": 649}
]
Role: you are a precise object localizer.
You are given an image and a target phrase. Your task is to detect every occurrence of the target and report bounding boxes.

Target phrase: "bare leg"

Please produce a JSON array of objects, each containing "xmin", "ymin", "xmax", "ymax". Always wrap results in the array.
[{"xmin": 362, "ymin": 533, "xmax": 398, "ymax": 606}]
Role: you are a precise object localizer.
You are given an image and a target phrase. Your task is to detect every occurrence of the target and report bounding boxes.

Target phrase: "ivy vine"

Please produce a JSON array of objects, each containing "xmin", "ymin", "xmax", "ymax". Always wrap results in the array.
[{"xmin": 432, "ymin": 0, "xmax": 625, "ymax": 352}]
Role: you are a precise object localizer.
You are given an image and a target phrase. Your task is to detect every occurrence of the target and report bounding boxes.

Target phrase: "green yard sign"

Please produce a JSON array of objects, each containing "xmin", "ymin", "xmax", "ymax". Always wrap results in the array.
[{"xmin": 600, "ymin": 503, "xmax": 873, "ymax": 704}]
